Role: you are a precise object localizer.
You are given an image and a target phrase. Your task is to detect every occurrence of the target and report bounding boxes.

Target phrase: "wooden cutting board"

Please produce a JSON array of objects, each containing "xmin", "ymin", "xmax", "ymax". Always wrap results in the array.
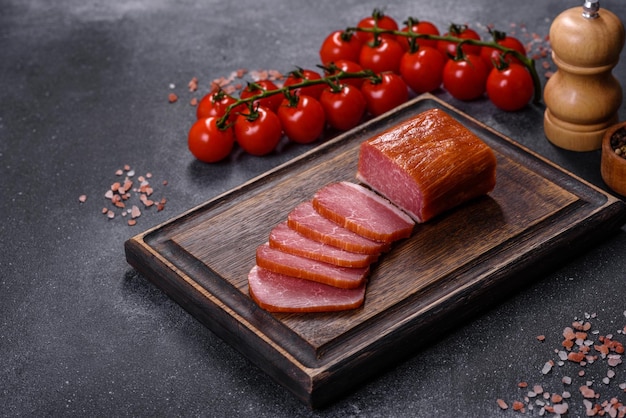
[{"xmin": 125, "ymin": 95, "xmax": 626, "ymax": 408}]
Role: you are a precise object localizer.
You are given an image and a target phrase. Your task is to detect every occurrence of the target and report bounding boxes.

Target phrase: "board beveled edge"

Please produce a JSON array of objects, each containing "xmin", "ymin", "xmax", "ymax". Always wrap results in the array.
[
  {"xmin": 124, "ymin": 235, "xmax": 320, "ymax": 404},
  {"xmin": 123, "ymin": 94, "xmax": 626, "ymax": 408}
]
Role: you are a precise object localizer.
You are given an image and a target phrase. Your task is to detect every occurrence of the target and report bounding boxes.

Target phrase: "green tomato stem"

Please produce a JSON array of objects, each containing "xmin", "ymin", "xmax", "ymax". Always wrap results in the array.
[
  {"xmin": 216, "ymin": 69, "xmax": 376, "ymax": 129},
  {"xmin": 349, "ymin": 25, "xmax": 542, "ymax": 104},
  {"xmin": 215, "ymin": 24, "xmax": 542, "ymax": 130}
]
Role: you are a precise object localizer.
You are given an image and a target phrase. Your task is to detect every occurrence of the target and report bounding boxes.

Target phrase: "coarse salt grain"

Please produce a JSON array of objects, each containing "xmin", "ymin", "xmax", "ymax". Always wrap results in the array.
[
  {"xmin": 512, "ymin": 400, "xmax": 525, "ymax": 412},
  {"xmin": 131, "ymin": 205, "xmax": 141, "ymax": 219},
  {"xmin": 608, "ymin": 355, "xmax": 622, "ymax": 367},
  {"xmin": 496, "ymin": 399, "xmax": 508, "ymax": 410},
  {"xmin": 580, "ymin": 385, "xmax": 596, "ymax": 399},
  {"xmin": 541, "ymin": 361, "xmax": 553, "ymax": 374},
  {"xmin": 552, "ymin": 402, "xmax": 568, "ymax": 414},
  {"xmin": 188, "ymin": 77, "xmax": 198, "ymax": 92}
]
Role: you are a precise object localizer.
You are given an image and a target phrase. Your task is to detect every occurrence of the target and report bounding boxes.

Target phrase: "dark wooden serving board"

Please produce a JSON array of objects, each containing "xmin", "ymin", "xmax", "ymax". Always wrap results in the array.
[{"xmin": 125, "ymin": 95, "xmax": 626, "ymax": 408}]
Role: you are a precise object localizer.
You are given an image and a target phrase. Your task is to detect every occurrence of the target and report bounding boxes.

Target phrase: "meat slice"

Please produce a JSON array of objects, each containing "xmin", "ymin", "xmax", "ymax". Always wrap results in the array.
[
  {"xmin": 287, "ymin": 201, "xmax": 389, "ymax": 255},
  {"xmin": 256, "ymin": 243, "xmax": 368, "ymax": 289},
  {"xmin": 312, "ymin": 181, "xmax": 415, "ymax": 243},
  {"xmin": 269, "ymin": 222, "xmax": 378, "ymax": 268},
  {"xmin": 356, "ymin": 108, "xmax": 497, "ymax": 223},
  {"xmin": 248, "ymin": 266, "xmax": 366, "ymax": 313}
]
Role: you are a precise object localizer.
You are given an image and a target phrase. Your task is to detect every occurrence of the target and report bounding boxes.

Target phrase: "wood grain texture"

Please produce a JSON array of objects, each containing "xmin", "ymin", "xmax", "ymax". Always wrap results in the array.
[
  {"xmin": 125, "ymin": 95, "xmax": 626, "ymax": 408},
  {"xmin": 543, "ymin": 5, "xmax": 625, "ymax": 151},
  {"xmin": 601, "ymin": 121, "xmax": 626, "ymax": 197}
]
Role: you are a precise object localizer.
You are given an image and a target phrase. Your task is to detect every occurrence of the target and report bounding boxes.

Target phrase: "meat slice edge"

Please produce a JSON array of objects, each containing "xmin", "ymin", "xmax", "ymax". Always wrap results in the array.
[
  {"xmin": 248, "ymin": 266, "xmax": 366, "ymax": 313},
  {"xmin": 269, "ymin": 222, "xmax": 378, "ymax": 268},
  {"xmin": 287, "ymin": 201, "xmax": 389, "ymax": 255},
  {"xmin": 256, "ymin": 243, "xmax": 368, "ymax": 289},
  {"xmin": 312, "ymin": 181, "xmax": 415, "ymax": 243}
]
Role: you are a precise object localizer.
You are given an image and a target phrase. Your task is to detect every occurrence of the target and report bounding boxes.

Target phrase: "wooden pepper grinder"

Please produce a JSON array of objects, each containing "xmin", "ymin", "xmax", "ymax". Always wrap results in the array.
[{"xmin": 544, "ymin": 0, "xmax": 625, "ymax": 151}]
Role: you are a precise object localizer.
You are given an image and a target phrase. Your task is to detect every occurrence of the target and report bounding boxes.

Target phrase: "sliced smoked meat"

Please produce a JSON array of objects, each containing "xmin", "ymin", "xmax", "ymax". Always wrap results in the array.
[
  {"xmin": 356, "ymin": 108, "xmax": 497, "ymax": 223},
  {"xmin": 269, "ymin": 222, "xmax": 378, "ymax": 268},
  {"xmin": 248, "ymin": 265, "xmax": 366, "ymax": 313},
  {"xmin": 312, "ymin": 181, "xmax": 414, "ymax": 243},
  {"xmin": 256, "ymin": 243, "xmax": 368, "ymax": 289},
  {"xmin": 287, "ymin": 201, "xmax": 389, "ymax": 255}
]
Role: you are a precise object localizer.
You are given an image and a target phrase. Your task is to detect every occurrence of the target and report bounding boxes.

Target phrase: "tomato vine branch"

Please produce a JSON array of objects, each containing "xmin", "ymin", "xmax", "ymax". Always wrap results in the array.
[
  {"xmin": 348, "ymin": 25, "xmax": 542, "ymax": 104},
  {"xmin": 216, "ymin": 24, "xmax": 542, "ymax": 130},
  {"xmin": 217, "ymin": 69, "xmax": 376, "ymax": 129}
]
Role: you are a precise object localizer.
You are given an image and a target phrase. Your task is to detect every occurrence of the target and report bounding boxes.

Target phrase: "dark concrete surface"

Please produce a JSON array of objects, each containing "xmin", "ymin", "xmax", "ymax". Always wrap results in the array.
[{"xmin": 1, "ymin": 0, "xmax": 625, "ymax": 416}]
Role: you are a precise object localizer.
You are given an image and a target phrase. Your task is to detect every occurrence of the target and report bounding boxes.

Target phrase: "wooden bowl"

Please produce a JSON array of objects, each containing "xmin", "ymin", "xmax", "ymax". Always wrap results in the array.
[{"xmin": 601, "ymin": 121, "xmax": 626, "ymax": 197}]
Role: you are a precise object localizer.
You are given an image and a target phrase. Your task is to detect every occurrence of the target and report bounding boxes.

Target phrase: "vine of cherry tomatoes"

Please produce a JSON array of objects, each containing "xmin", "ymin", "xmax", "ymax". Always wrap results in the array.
[{"xmin": 188, "ymin": 9, "xmax": 539, "ymax": 163}]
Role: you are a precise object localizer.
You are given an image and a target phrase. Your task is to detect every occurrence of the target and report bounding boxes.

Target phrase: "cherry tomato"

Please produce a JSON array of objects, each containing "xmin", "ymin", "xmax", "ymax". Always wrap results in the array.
[
  {"xmin": 277, "ymin": 95, "xmax": 326, "ymax": 144},
  {"xmin": 438, "ymin": 24, "xmax": 482, "ymax": 59},
  {"xmin": 283, "ymin": 68, "xmax": 325, "ymax": 100},
  {"xmin": 319, "ymin": 84, "xmax": 366, "ymax": 131},
  {"xmin": 359, "ymin": 37, "xmax": 404, "ymax": 74},
  {"xmin": 480, "ymin": 30, "xmax": 527, "ymax": 68},
  {"xmin": 360, "ymin": 72, "xmax": 409, "ymax": 117},
  {"xmin": 234, "ymin": 106, "xmax": 283, "ymax": 156},
  {"xmin": 355, "ymin": 9, "xmax": 399, "ymax": 44},
  {"xmin": 323, "ymin": 59, "xmax": 365, "ymax": 89},
  {"xmin": 196, "ymin": 90, "xmax": 241, "ymax": 122},
  {"xmin": 397, "ymin": 19, "xmax": 440, "ymax": 51},
  {"xmin": 319, "ymin": 30, "xmax": 363, "ymax": 64},
  {"xmin": 240, "ymin": 80, "xmax": 282, "ymax": 112},
  {"xmin": 188, "ymin": 117, "xmax": 235, "ymax": 163},
  {"xmin": 399, "ymin": 46, "xmax": 446, "ymax": 94},
  {"xmin": 486, "ymin": 63, "xmax": 534, "ymax": 111},
  {"xmin": 442, "ymin": 54, "xmax": 489, "ymax": 101}
]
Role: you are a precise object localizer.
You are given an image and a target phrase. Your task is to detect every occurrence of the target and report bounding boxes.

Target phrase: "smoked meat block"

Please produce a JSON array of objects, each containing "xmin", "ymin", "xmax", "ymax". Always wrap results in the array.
[{"xmin": 356, "ymin": 108, "xmax": 497, "ymax": 222}]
